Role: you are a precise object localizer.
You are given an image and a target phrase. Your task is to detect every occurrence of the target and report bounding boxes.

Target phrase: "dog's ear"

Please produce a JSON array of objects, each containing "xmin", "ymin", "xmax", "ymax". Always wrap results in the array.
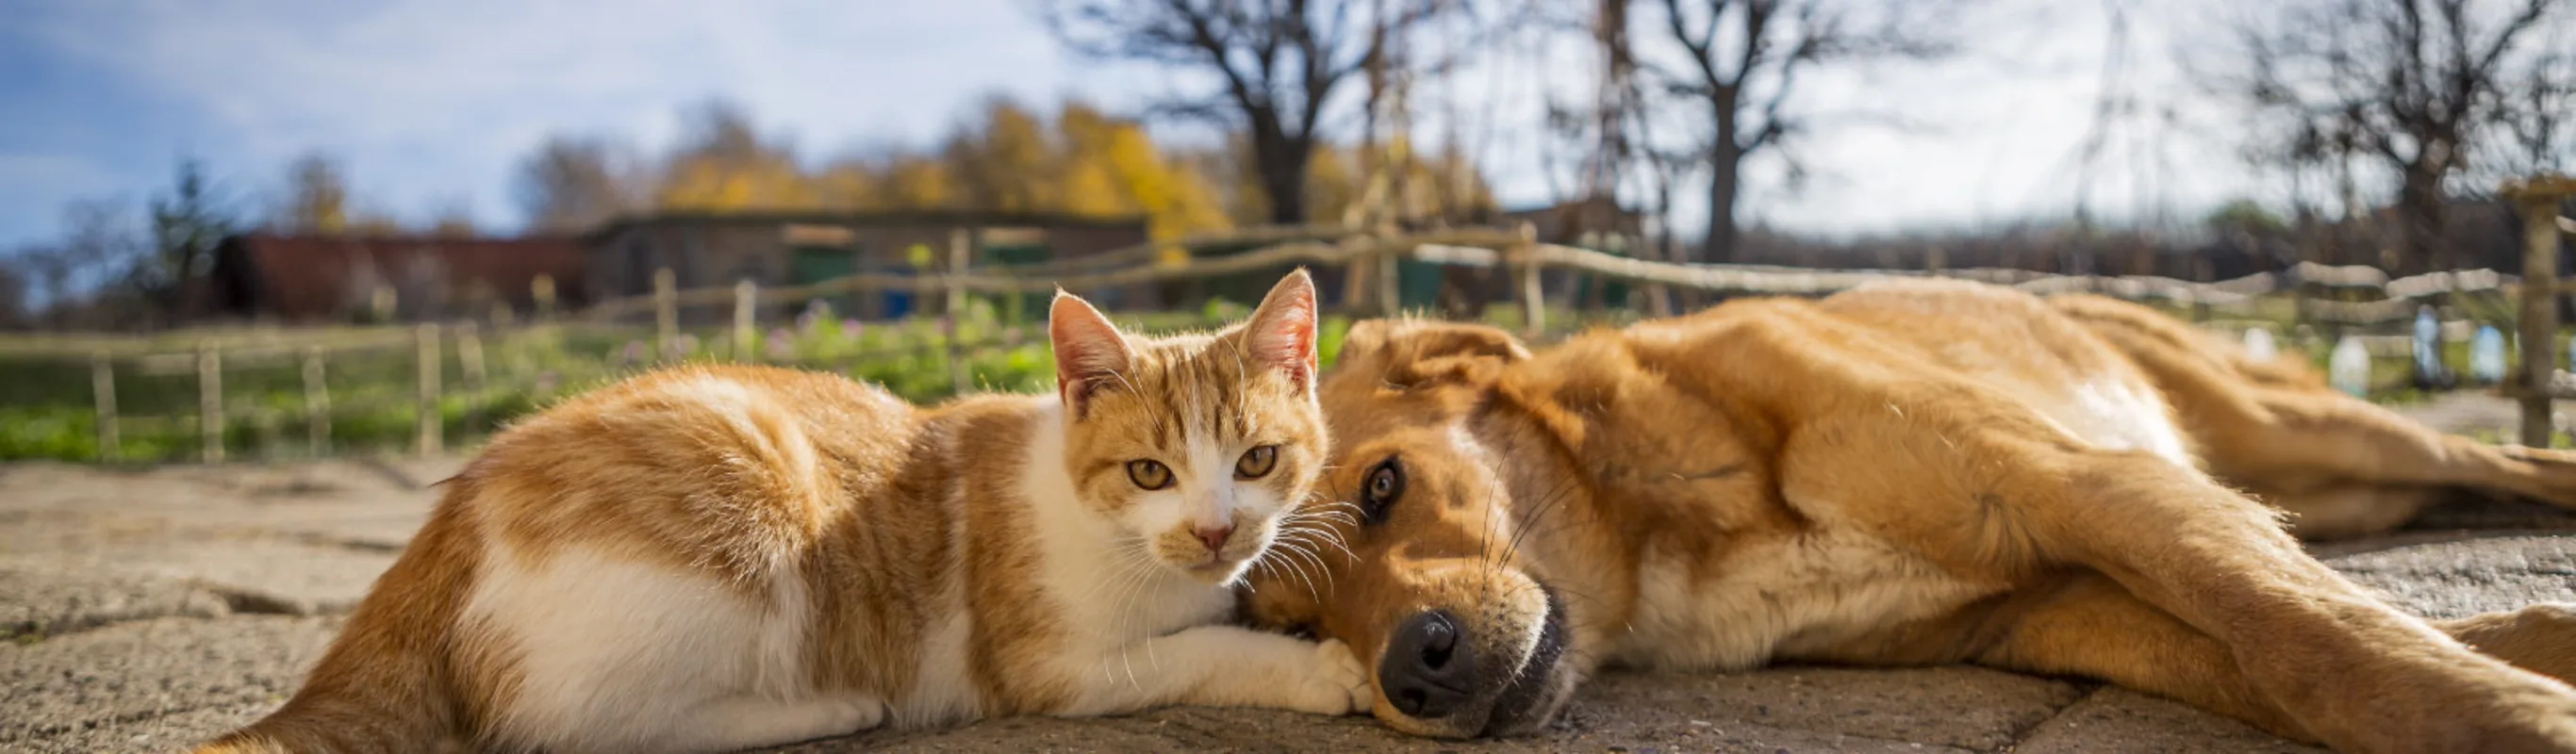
[{"xmin": 1340, "ymin": 319, "xmax": 1529, "ymax": 389}]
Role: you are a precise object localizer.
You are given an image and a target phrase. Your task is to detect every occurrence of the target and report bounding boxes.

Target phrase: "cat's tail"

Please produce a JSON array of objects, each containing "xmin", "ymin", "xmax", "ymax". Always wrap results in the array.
[{"xmin": 193, "ymin": 487, "xmax": 484, "ymax": 754}]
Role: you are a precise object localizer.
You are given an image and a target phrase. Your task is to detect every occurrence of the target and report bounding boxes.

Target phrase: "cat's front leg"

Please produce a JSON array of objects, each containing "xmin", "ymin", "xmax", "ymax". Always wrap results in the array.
[{"xmin": 1051, "ymin": 625, "xmax": 1372, "ymax": 717}]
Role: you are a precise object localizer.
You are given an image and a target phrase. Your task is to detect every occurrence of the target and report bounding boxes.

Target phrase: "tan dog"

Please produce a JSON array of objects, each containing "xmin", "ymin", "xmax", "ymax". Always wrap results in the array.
[{"xmin": 1241, "ymin": 278, "xmax": 2576, "ymax": 753}]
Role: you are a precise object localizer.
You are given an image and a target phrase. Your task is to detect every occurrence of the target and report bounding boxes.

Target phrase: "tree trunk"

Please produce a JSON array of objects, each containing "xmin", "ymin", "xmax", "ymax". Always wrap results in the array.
[
  {"xmin": 2396, "ymin": 162, "xmax": 2451, "ymax": 273},
  {"xmin": 1702, "ymin": 142, "xmax": 1742, "ymax": 265},
  {"xmin": 1253, "ymin": 127, "xmax": 1312, "ymax": 225}
]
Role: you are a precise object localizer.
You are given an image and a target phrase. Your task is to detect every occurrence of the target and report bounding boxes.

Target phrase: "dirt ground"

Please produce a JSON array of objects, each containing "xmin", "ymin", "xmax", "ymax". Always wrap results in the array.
[{"xmin": 5, "ymin": 391, "xmax": 2573, "ymax": 754}]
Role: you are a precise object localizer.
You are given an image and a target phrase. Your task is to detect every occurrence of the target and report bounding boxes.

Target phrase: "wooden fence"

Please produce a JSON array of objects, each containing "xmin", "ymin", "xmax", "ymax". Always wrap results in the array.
[{"xmin": 11, "ymin": 175, "xmax": 2571, "ymax": 464}]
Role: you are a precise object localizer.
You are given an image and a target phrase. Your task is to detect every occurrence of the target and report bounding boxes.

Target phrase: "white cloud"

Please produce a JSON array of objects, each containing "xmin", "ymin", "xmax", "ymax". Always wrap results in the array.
[
  {"xmin": 18, "ymin": 0, "xmax": 1125, "ymax": 229},
  {"xmin": 3, "ymin": 0, "xmax": 2333, "ymax": 244}
]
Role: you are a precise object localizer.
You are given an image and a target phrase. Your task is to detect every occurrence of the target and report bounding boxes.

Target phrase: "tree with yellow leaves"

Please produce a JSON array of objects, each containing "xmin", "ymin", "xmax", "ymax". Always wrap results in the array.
[
  {"xmin": 655, "ymin": 100, "xmax": 818, "ymax": 212},
  {"xmin": 1053, "ymin": 101, "xmax": 1230, "ymax": 239},
  {"xmin": 504, "ymin": 94, "xmax": 1486, "ymax": 243},
  {"xmin": 277, "ymin": 153, "xmax": 352, "ymax": 234},
  {"xmin": 274, "ymin": 152, "xmax": 405, "ymax": 236}
]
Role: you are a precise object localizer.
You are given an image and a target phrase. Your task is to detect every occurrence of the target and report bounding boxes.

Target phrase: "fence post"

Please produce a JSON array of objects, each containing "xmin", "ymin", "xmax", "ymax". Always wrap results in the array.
[
  {"xmin": 1514, "ymin": 222, "xmax": 1544, "ymax": 339},
  {"xmin": 303, "ymin": 346, "xmax": 330, "ymax": 455},
  {"xmin": 946, "ymin": 229, "xmax": 972, "ymax": 396},
  {"xmin": 734, "ymin": 278, "xmax": 759, "ymax": 363},
  {"xmin": 417, "ymin": 323, "xmax": 443, "ymax": 455},
  {"xmin": 1376, "ymin": 254, "xmax": 1402, "ymax": 317},
  {"xmin": 1643, "ymin": 236, "xmax": 1677, "ymax": 318},
  {"xmin": 197, "ymin": 343, "xmax": 223, "ymax": 464},
  {"xmin": 2508, "ymin": 175, "xmax": 2574, "ymax": 447},
  {"xmin": 654, "ymin": 267, "xmax": 678, "ymax": 361},
  {"xmin": 1340, "ymin": 247, "xmax": 1376, "ymax": 315},
  {"xmin": 2192, "ymin": 256, "xmax": 2215, "ymax": 322},
  {"xmin": 90, "ymin": 352, "xmax": 117, "ymax": 462},
  {"xmin": 457, "ymin": 322, "xmax": 487, "ymax": 437}
]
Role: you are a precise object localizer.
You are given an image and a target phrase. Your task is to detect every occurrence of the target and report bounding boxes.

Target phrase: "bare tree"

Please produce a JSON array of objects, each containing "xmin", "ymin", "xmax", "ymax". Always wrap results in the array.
[
  {"xmin": 18, "ymin": 200, "xmax": 152, "ymax": 327},
  {"xmin": 1038, "ymin": 0, "xmax": 1464, "ymax": 225},
  {"xmin": 516, "ymin": 136, "xmax": 637, "ymax": 232},
  {"xmin": 61, "ymin": 200, "xmax": 147, "ymax": 288},
  {"xmin": 2223, "ymin": 0, "xmax": 2572, "ymax": 271},
  {"xmin": 1638, "ymin": 0, "xmax": 1959, "ymax": 263},
  {"xmin": 0, "ymin": 257, "xmax": 25, "ymax": 329},
  {"xmin": 2502, "ymin": 51, "xmax": 2575, "ymax": 172}
]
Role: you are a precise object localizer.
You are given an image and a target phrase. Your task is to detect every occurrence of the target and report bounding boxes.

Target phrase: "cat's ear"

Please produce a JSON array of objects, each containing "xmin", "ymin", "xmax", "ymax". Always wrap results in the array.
[
  {"xmin": 1050, "ymin": 289, "xmax": 1133, "ymax": 417},
  {"xmin": 1242, "ymin": 269, "xmax": 1320, "ymax": 392}
]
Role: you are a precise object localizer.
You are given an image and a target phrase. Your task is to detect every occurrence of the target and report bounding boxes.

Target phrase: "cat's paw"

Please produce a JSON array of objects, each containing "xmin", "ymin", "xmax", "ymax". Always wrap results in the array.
[
  {"xmin": 826, "ymin": 696, "xmax": 887, "ymax": 734},
  {"xmin": 1292, "ymin": 638, "xmax": 1374, "ymax": 715}
]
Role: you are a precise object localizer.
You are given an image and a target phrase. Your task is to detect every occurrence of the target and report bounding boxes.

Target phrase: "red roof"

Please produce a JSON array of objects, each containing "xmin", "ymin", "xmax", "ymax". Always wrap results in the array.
[{"xmin": 214, "ymin": 234, "xmax": 587, "ymax": 321}]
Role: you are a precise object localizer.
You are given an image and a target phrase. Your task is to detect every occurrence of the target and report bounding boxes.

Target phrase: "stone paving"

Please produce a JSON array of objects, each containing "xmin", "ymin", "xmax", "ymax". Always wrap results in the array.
[{"xmin": 5, "ymin": 392, "xmax": 2572, "ymax": 753}]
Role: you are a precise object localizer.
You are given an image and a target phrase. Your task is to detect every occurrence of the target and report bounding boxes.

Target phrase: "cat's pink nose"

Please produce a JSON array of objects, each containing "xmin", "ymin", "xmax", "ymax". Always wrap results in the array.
[{"xmin": 1195, "ymin": 524, "xmax": 1233, "ymax": 554}]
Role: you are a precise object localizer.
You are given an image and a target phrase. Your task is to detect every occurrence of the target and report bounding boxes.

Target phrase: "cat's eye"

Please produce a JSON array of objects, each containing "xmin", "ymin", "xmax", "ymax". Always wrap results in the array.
[
  {"xmin": 1359, "ymin": 457, "xmax": 1403, "ymax": 524},
  {"xmin": 1235, "ymin": 445, "xmax": 1280, "ymax": 480},
  {"xmin": 1127, "ymin": 460, "xmax": 1173, "ymax": 490}
]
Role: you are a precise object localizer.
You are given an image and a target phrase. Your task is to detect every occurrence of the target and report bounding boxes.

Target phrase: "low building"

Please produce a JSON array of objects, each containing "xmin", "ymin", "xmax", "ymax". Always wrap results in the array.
[
  {"xmin": 204, "ymin": 234, "xmax": 588, "ymax": 323},
  {"xmin": 581, "ymin": 210, "xmax": 1154, "ymax": 322}
]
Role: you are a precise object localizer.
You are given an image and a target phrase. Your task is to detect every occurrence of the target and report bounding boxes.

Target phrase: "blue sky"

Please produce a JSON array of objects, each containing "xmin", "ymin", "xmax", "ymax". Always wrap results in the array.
[{"xmin": 0, "ymin": 0, "xmax": 2282, "ymax": 253}]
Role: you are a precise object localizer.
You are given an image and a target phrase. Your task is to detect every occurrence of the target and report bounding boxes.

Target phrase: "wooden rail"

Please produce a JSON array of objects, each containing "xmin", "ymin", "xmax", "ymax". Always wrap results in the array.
[{"xmin": 20, "ymin": 194, "xmax": 2570, "ymax": 464}]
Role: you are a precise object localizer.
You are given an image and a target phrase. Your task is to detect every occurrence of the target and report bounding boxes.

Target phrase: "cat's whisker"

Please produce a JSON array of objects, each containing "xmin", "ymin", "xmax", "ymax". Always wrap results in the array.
[
  {"xmin": 1265, "ymin": 546, "xmax": 1322, "ymax": 602},
  {"xmin": 1279, "ymin": 518, "xmax": 1354, "ymax": 563},
  {"xmin": 1253, "ymin": 535, "xmax": 1324, "ymax": 601},
  {"xmin": 1267, "ymin": 535, "xmax": 1332, "ymax": 596},
  {"xmin": 1104, "ymin": 549, "xmax": 1159, "ymax": 691},
  {"xmin": 1075, "ymin": 535, "xmax": 1157, "ymax": 605},
  {"xmin": 1297, "ymin": 508, "xmax": 1359, "ymax": 529}
]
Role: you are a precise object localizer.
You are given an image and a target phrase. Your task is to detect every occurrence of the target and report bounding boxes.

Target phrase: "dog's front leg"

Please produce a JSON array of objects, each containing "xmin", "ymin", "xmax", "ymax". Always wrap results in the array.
[{"xmin": 2013, "ymin": 452, "xmax": 2576, "ymax": 753}]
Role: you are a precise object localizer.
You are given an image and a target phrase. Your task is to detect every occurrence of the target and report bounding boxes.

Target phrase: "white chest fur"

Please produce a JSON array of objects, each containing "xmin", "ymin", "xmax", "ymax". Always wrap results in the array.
[
  {"xmin": 2033, "ymin": 375, "xmax": 2192, "ymax": 467},
  {"xmin": 1018, "ymin": 402, "xmax": 1238, "ymax": 676},
  {"xmin": 1615, "ymin": 529, "xmax": 1996, "ymax": 671}
]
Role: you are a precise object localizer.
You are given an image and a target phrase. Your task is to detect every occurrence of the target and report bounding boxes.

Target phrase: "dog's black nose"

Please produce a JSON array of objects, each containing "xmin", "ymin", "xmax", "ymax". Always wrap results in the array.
[{"xmin": 1379, "ymin": 610, "xmax": 1476, "ymax": 719}]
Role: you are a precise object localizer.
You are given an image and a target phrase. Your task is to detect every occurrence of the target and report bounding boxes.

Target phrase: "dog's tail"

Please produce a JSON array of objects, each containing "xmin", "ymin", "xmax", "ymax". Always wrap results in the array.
[{"xmin": 193, "ymin": 487, "xmax": 484, "ymax": 754}]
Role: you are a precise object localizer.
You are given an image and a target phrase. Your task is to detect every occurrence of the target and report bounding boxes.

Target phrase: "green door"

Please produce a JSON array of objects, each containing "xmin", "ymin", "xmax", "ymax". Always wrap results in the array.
[
  {"xmin": 984, "ymin": 243, "xmax": 1050, "ymax": 323},
  {"xmin": 791, "ymin": 246, "xmax": 859, "ymax": 318},
  {"xmin": 1396, "ymin": 259, "xmax": 1444, "ymax": 311}
]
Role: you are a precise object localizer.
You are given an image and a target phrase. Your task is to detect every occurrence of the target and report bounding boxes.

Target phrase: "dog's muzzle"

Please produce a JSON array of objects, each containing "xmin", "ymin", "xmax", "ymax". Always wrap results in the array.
[{"xmin": 1375, "ymin": 586, "xmax": 1573, "ymax": 737}]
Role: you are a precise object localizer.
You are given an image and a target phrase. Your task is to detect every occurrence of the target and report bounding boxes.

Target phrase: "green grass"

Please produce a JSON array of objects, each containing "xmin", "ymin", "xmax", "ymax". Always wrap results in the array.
[
  {"xmin": 0, "ymin": 296, "xmax": 1381, "ymax": 464},
  {"xmin": 0, "ymin": 290, "xmax": 2548, "ymax": 464}
]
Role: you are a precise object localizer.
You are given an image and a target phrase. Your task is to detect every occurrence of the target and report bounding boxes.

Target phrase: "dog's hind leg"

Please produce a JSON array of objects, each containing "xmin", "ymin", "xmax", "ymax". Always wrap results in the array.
[
  {"xmin": 1996, "ymin": 452, "xmax": 2576, "ymax": 753},
  {"xmin": 1965, "ymin": 576, "xmax": 2576, "ymax": 746},
  {"xmin": 2441, "ymin": 604, "xmax": 2576, "ymax": 686},
  {"xmin": 2254, "ymin": 484, "xmax": 2447, "ymax": 541},
  {"xmin": 2178, "ymin": 385, "xmax": 2576, "ymax": 535}
]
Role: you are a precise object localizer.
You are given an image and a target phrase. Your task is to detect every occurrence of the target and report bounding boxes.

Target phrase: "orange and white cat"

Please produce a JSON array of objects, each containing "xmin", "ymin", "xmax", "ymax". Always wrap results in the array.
[{"xmin": 197, "ymin": 271, "xmax": 1367, "ymax": 754}]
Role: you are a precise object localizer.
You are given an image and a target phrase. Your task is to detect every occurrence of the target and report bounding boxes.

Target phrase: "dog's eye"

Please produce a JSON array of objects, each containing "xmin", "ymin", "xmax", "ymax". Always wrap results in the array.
[
  {"xmin": 1360, "ymin": 457, "xmax": 1404, "ymax": 524},
  {"xmin": 1284, "ymin": 623, "xmax": 1317, "ymax": 641},
  {"xmin": 1127, "ymin": 460, "xmax": 1173, "ymax": 490}
]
